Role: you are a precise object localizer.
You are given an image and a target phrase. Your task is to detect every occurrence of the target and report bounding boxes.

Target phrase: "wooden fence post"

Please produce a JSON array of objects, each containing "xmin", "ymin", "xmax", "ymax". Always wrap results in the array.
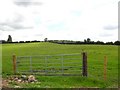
[
  {"xmin": 13, "ymin": 54, "xmax": 16, "ymax": 74},
  {"xmin": 104, "ymin": 56, "xmax": 107, "ymax": 81},
  {"xmin": 82, "ymin": 52, "xmax": 87, "ymax": 77}
]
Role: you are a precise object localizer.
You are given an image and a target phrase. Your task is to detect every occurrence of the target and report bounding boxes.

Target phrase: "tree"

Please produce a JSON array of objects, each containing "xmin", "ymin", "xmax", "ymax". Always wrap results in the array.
[
  {"xmin": 96, "ymin": 41, "xmax": 104, "ymax": 45},
  {"xmin": 114, "ymin": 41, "xmax": 120, "ymax": 45},
  {"xmin": 87, "ymin": 38, "xmax": 91, "ymax": 43},
  {"xmin": 105, "ymin": 42, "xmax": 114, "ymax": 45},
  {"xmin": 44, "ymin": 38, "xmax": 48, "ymax": 42},
  {"xmin": 84, "ymin": 39, "xmax": 87, "ymax": 43},
  {"xmin": 7, "ymin": 35, "xmax": 12, "ymax": 42}
]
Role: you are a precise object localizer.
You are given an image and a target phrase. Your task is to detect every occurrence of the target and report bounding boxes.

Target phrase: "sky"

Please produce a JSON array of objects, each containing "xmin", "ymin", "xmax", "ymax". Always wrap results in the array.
[{"xmin": 0, "ymin": 0, "xmax": 118, "ymax": 42}]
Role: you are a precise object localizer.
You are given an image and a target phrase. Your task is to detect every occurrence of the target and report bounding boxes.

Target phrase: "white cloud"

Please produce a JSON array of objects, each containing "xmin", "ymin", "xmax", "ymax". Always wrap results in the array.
[{"xmin": 0, "ymin": 0, "xmax": 119, "ymax": 42}]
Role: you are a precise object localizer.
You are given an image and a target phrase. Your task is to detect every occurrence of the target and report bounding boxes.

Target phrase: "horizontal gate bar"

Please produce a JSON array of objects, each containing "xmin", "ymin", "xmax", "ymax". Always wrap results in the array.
[{"xmin": 17, "ymin": 53, "xmax": 81, "ymax": 58}]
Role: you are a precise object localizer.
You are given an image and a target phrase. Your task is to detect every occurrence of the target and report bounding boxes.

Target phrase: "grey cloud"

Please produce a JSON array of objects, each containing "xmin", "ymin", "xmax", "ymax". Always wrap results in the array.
[
  {"xmin": 0, "ymin": 22, "xmax": 33, "ymax": 31},
  {"xmin": 99, "ymin": 33, "xmax": 113, "ymax": 37},
  {"xmin": 0, "ymin": 25, "xmax": 14, "ymax": 31},
  {"xmin": 0, "ymin": 14, "xmax": 33, "ymax": 31},
  {"xmin": 14, "ymin": 0, "xmax": 43, "ymax": 7},
  {"xmin": 11, "ymin": 25, "xmax": 33, "ymax": 30},
  {"xmin": 13, "ymin": 14, "xmax": 24, "ymax": 22},
  {"xmin": 103, "ymin": 25, "xmax": 118, "ymax": 30}
]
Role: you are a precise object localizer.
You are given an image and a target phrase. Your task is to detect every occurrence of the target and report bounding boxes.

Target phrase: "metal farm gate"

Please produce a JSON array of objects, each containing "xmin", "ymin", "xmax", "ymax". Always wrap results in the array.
[{"xmin": 13, "ymin": 53, "xmax": 87, "ymax": 76}]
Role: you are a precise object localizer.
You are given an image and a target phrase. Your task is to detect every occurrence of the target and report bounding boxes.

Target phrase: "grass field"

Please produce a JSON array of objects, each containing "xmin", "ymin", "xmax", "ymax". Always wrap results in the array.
[{"xmin": 2, "ymin": 42, "xmax": 118, "ymax": 88}]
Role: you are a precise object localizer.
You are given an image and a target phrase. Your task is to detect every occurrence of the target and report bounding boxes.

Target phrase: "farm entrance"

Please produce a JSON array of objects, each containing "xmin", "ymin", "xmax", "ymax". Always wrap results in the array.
[{"xmin": 14, "ymin": 53, "xmax": 87, "ymax": 76}]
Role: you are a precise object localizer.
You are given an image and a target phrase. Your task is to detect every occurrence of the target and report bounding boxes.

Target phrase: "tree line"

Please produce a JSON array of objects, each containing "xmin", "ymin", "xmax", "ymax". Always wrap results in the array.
[
  {"xmin": 48, "ymin": 39, "xmax": 120, "ymax": 45},
  {"xmin": 1, "ymin": 35, "xmax": 120, "ymax": 45}
]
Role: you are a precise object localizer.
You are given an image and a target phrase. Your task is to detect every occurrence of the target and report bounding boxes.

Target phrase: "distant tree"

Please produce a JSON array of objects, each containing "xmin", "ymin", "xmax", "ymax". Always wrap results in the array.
[
  {"xmin": 25, "ymin": 41, "xmax": 31, "ymax": 43},
  {"xmin": 31, "ymin": 40, "xmax": 40, "ymax": 42},
  {"xmin": 96, "ymin": 41, "xmax": 104, "ymax": 45},
  {"xmin": 87, "ymin": 38, "xmax": 91, "ymax": 43},
  {"xmin": 84, "ymin": 39, "xmax": 87, "ymax": 43},
  {"xmin": 114, "ymin": 41, "xmax": 120, "ymax": 45},
  {"xmin": 106, "ymin": 42, "xmax": 114, "ymax": 45},
  {"xmin": 7, "ymin": 35, "xmax": 12, "ymax": 42},
  {"xmin": 1, "ymin": 40, "xmax": 6, "ymax": 43},
  {"xmin": 13, "ymin": 41, "xmax": 18, "ymax": 43},
  {"xmin": 19, "ymin": 41, "xmax": 24, "ymax": 43},
  {"xmin": 44, "ymin": 38, "xmax": 48, "ymax": 42}
]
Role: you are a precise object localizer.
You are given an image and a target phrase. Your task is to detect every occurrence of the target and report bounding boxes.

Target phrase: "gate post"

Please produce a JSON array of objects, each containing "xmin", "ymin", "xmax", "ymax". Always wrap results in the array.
[
  {"xmin": 13, "ymin": 54, "xmax": 16, "ymax": 74},
  {"xmin": 82, "ymin": 52, "xmax": 87, "ymax": 77},
  {"xmin": 104, "ymin": 56, "xmax": 107, "ymax": 81}
]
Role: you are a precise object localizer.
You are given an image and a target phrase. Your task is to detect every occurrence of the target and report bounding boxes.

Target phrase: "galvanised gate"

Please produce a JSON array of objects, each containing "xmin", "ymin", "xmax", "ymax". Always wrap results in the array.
[{"xmin": 13, "ymin": 53, "xmax": 87, "ymax": 76}]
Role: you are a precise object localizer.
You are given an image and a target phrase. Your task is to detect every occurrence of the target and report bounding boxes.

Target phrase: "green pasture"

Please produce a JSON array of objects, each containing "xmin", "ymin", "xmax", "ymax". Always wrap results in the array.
[{"xmin": 2, "ymin": 42, "xmax": 118, "ymax": 88}]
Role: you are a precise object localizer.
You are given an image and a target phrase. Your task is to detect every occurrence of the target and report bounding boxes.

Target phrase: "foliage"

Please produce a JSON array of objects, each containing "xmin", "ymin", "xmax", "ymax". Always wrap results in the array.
[
  {"xmin": 1, "ymin": 36, "xmax": 120, "ymax": 45},
  {"xmin": 7, "ymin": 35, "xmax": 12, "ymax": 42},
  {"xmin": 44, "ymin": 38, "xmax": 48, "ymax": 42}
]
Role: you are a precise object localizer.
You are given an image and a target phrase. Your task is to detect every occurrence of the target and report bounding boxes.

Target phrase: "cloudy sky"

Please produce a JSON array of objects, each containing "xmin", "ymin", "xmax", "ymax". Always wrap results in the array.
[{"xmin": 0, "ymin": 0, "xmax": 118, "ymax": 42}]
